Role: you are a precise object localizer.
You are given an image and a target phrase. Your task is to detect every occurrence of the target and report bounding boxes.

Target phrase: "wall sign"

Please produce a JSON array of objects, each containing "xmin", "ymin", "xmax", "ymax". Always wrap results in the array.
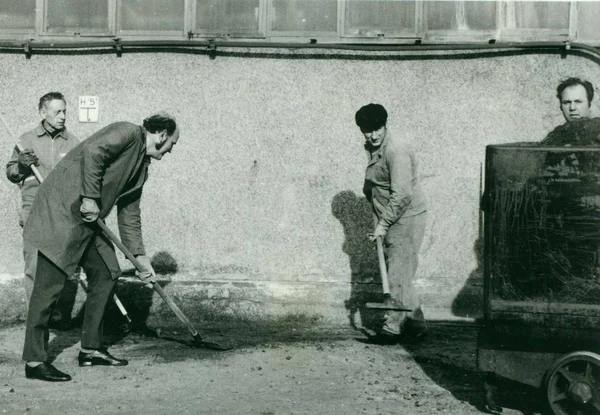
[{"xmin": 78, "ymin": 96, "xmax": 99, "ymax": 123}]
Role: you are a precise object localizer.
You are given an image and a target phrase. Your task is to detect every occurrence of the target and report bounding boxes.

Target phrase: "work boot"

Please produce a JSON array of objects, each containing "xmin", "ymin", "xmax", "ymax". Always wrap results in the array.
[{"xmin": 381, "ymin": 310, "xmax": 405, "ymax": 336}]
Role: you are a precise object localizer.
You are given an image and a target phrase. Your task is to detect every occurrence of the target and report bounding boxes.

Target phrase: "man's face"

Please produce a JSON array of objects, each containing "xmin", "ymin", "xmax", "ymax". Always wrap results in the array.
[
  {"xmin": 362, "ymin": 125, "xmax": 387, "ymax": 148},
  {"xmin": 560, "ymin": 84, "xmax": 591, "ymax": 122},
  {"xmin": 40, "ymin": 99, "xmax": 67, "ymax": 132},
  {"xmin": 146, "ymin": 127, "xmax": 179, "ymax": 160}
]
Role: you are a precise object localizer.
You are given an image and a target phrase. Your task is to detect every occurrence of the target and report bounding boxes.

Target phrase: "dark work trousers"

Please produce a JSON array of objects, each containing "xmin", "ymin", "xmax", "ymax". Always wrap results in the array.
[
  {"xmin": 382, "ymin": 211, "xmax": 427, "ymax": 334},
  {"xmin": 22, "ymin": 241, "xmax": 118, "ymax": 362}
]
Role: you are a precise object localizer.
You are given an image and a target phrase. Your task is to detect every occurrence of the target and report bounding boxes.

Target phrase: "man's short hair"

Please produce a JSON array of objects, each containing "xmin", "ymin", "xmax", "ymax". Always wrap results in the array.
[
  {"xmin": 557, "ymin": 77, "xmax": 595, "ymax": 104},
  {"xmin": 143, "ymin": 113, "xmax": 177, "ymax": 136},
  {"xmin": 355, "ymin": 103, "xmax": 388, "ymax": 133},
  {"xmin": 38, "ymin": 92, "xmax": 66, "ymax": 111}
]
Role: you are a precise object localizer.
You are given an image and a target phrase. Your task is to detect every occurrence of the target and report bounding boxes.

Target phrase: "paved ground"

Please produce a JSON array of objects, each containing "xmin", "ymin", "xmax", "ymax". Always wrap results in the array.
[{"xmin": 0, "ymin": 321, "xmax": 544, "ymax": 415}]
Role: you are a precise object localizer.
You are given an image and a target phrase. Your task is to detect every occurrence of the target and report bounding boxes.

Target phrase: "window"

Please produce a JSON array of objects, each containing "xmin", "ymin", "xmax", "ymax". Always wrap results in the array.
[
  {"xmin": 119, "ymin": 0, "xmax": 185, "ymax": 33},
  {"xmin": 343, "ymin": 0, "xmax": 417, "ymax": 38},
  {"xmin": 426, "ymin": 1, "xmax": 496, "ymax": 31},
  {"xmin": 269, "ymin": 0, "xmax": 337, "ymax": 36},
  {"xmin": 500, "ymin": 1, "xmax": 570, "ymax": 39},
  {"xmin": 576, "ymin": 2, "xmax": 600, "ymax": 44},
  {"xmin": 503, "ymin": 1, "xmax": 569, "ymax": 30},
  {"xmin": 195, "ymin": 0, "xmax": 263, "ymax": 37},
  {"xmin": 45, "ymin": 0, "xmax": 112, "ymax": 35},
  {"xmin": 0, "ymin": 0, "xmax": 593, "ymax": 44},
  {"xmin": 0, "ymin": 0, "xmax": 36, "ymax": 31}
]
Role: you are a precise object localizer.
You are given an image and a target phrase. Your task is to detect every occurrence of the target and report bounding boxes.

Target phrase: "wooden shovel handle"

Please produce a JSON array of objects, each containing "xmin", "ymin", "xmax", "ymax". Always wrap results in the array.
[
  {"xmin": 96, "ymin": 219, "xmax": 199, "ymax": 338},
  {"xmin": 376, "ymin": 236, "xmax": 390, "ymax": 295}
]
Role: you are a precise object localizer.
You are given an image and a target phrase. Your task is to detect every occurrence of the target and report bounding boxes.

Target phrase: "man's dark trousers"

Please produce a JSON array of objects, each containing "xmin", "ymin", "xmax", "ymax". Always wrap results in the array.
[{"xmin": 23, "ymin": 240, "xmax": 118, "ymax": 362}]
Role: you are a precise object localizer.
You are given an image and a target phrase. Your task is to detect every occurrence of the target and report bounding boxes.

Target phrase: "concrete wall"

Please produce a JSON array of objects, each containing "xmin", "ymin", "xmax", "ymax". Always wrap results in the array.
[{"xmin": 1, "ymin": 48, "xmax": 599, "ymax": 327}]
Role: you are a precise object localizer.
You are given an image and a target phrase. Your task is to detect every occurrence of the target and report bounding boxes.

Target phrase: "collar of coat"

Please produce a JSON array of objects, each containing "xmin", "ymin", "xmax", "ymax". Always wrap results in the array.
[{"xmin": 35, "ymin": 121, "xmax": 70, "ymax": 140}]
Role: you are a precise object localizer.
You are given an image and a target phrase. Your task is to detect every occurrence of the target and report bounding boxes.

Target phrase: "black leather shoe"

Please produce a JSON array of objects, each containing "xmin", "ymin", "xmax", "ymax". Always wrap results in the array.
[
  {"xmin": 78, "ymin": 349, "xmax": 128, "ymax": 367},
  {"xmin": 25, "ymin": 362, "xmax": 71, "ymax": 382}
]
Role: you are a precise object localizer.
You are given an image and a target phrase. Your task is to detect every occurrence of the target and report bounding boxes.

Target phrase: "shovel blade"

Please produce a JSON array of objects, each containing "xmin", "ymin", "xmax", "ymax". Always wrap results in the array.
[
  {"xmin": 191, "ymin": 333, "xmax": 233, "ymax": 351},
  {"xmin": 365, "ymin": 301, "xmax": 412, "ymax": 312}
]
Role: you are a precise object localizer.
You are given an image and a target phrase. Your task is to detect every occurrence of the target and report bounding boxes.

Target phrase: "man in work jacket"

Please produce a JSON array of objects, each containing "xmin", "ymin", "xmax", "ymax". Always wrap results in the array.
[
  {"xmin": 356, "ymin": 103, "xmax": 428, "ymax": 341},
  {"xmin": 22, "ymin": 113, "xmax": 180, "ymax": 382},
  {"xmin": 6, "ymin": 92, "xmax": 80, "ymax": 328}
]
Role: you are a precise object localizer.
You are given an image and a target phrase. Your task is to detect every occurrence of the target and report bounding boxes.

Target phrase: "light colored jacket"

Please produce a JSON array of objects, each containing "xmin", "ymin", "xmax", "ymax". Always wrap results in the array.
[
  {"xmin": 6, "ymin": 122, "xmax": 80, "ymax": 227},
  {"xmin": 363, "ymin": 130, "xmax": 427, "ymax": 231}
]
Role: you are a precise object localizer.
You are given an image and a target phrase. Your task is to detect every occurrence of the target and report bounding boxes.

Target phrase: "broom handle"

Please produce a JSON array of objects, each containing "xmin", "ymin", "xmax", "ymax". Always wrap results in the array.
[{"xmin": 14, "ymin": 142, "xmax": 45, "ymax": 184}]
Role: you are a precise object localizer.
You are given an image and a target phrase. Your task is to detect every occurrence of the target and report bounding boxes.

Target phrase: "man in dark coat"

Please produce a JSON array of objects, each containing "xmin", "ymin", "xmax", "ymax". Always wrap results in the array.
[{"xmin": 22, "ymin": 113, "xmax": 180, "ymax": 382}]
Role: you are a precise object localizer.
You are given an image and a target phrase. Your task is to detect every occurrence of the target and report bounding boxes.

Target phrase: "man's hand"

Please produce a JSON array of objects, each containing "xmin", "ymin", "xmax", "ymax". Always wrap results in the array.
[
  {"xmin": 135, "ymin": 255, "xmax": 156, "ymax": 286},
  {"xmin": 18, "ymin": 149, "xmax": 39, "ymax": 168},
  {"xmin": 80, "ymin": 197, "xmax": 100, "ymax": 222},
  {"xmin": 368, "ymin": 223, "xmax": 387, "ymax": 242}
]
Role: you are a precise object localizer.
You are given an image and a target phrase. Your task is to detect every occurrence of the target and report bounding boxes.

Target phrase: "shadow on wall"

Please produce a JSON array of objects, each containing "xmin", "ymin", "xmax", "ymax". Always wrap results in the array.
[
  {"xmin": 451, "ymin": 180, "xmax": 485, "ymax": 320},
  {"xmin": 450, "ymin": 235, "xmax": 484, "ymax": 320},
  {"xmin": 331, "ymin": 190, "xmax": 387, "ymax": 334}
]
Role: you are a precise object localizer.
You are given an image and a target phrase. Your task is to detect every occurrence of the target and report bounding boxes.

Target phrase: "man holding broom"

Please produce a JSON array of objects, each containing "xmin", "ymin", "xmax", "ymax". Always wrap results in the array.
[
  {"xmin": 355, "ymin": 103, "xmax": 428, "ymax": 342},
  {"xmin": 6, "ymin": 92, "xmax": 81, "ymax": 330}
]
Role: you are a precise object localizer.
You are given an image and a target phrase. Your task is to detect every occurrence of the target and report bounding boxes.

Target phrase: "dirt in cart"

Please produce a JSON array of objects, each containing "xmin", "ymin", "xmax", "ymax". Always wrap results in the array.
[{"xmin": 0, "ymin": 321, "xmax": 544, "ymax": 415}]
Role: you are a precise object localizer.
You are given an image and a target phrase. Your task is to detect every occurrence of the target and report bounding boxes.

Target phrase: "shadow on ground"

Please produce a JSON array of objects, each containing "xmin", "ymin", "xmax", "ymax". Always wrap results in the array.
[
  {"xmin": 400, "ymin": 323, "xmax": 545, "ymax": 415},
  {"xmin": 331, "ymin": 190, "xmax": 386, "ymax": 334},
  {"xmin": 47, "ymin": 276, "xmax": 159, "ymax": 363}
]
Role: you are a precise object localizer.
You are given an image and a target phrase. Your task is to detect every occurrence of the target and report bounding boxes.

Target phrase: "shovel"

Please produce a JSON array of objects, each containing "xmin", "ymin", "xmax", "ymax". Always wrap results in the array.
[
  {"xmin": 365, "ymin": 234, "xmax": 412, "ymax": 312},
  {"xmin": 96, "ymin": 219, "xmax": 231, "ymax": 351}
]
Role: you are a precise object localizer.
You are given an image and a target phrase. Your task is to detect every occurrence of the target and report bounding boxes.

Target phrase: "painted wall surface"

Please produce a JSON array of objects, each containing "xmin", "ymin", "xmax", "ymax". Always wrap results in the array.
[{"xmin": 0, "ymin": 49, "xmax": 598, "ymax": 325}]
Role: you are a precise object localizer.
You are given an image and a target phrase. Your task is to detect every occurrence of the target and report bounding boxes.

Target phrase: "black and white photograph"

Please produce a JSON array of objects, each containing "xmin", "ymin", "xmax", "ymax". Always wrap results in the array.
[{"xmin": 0, "ymin": 1, "xmax": 599, "ymax": 414}]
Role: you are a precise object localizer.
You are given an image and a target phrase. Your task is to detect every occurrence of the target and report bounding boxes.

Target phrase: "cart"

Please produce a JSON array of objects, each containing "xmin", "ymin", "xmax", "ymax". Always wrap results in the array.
[{"xmin": 478, "ymin": 144, "xmax": 600, "ymax": 415}]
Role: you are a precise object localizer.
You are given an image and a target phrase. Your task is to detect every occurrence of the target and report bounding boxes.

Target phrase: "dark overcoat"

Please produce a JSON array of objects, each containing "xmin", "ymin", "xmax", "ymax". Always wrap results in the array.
[{"xmin": 23, "ymin": 121, "xmax": 151, "ymax": 279}]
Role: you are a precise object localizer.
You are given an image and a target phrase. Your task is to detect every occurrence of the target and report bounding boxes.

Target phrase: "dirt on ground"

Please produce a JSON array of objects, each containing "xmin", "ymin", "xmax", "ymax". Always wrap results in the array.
[{"xmin": 0, "ymin": 320, "xmax": 544, "ymax": 415}]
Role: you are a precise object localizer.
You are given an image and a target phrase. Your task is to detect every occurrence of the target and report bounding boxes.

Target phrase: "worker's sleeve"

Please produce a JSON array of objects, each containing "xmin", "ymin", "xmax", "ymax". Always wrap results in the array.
[
  {"xmin": 377, "ymin": 146, "xmax": 413, "ymax": 231},
  {"xmin": 116, "ymin": 190, "xmax": 146, "ymax": 257},
  {"xmin": 6, "ymin": 145, "xmax": 29, "ymax": 183},
  {"xmin": 81, "ymin": 131, "xmax": 133, "ymax": 200}
]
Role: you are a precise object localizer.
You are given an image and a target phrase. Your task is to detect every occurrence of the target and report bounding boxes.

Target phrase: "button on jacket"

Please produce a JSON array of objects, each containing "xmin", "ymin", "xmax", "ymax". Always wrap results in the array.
[
  {"xmin": 6, "ymin": 122, "xmax": 80, "ymax": 226},
  {"xmin": 363, "ymin": 130, "xmax": 427, "ymax": 230}
]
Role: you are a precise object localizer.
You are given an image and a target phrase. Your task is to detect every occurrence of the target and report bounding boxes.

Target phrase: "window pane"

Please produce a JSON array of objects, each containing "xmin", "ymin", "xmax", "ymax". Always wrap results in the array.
[
  {"xmin": 0, "ymin": 0, "xmax": 35, "ymax": 29},
  {"xmin": 345, "ymin": 0, "xmax": 416, "ymax": 36},
  {"xmin": 504, "ymin": 1, "xmax": 569, "ymax": 30},
  {"xmin": 47, "ymin": 0, "xmax": 109, "ymax": 32},
  {"xmin": 120, "ymin": 0, "xmax": 184, "ymax": 31},
  {"xmin": 427, "ymin": 1, "xmax": 496, "ymax": 31},
  {"xmin": 196, "ymin": 0, "xmax": 260, "ymax": 33},
  {"xmin": 271, "ymin": 0, "xmax": 337, "ymax": 33},
  {"xmin": 575, "ymin": 2, "xmax": 600, "ymax": 42}
]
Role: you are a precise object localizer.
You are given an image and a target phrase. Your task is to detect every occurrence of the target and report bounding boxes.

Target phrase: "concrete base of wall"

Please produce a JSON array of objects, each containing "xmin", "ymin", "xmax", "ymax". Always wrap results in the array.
[{"xmin": 0, "ymin": 272, "xmax": 481, "ymax": 330}]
